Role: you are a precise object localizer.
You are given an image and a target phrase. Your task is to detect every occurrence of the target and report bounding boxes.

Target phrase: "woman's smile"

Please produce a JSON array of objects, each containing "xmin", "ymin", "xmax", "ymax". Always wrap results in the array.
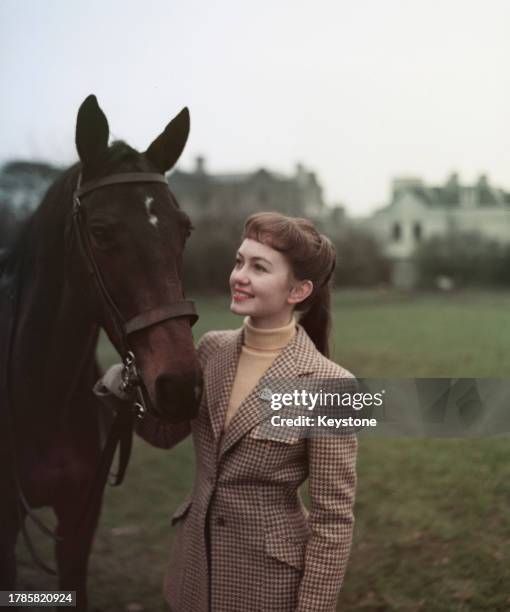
[{"xmin": 232, "ymin": 287, "xmax": 254, "ymax": 302}]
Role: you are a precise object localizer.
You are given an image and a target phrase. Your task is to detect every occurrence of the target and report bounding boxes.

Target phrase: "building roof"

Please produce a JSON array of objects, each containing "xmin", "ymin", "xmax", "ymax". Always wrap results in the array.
[{"xmin": 386, "ymin": 174, "xmax": 510, "ymax": 210}]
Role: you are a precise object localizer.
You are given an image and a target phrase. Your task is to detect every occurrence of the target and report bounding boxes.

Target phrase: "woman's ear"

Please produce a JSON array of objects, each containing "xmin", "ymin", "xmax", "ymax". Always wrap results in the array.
[{"xmin": 288, "ymin": 280, "xmax": 313, "ymax": 305}]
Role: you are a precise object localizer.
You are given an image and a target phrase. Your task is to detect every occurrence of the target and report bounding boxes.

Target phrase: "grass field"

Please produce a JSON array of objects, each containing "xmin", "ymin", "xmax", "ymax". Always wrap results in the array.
[{"xmin": 15, "ymin": 290, "xmax": 510, "ymax": 611}]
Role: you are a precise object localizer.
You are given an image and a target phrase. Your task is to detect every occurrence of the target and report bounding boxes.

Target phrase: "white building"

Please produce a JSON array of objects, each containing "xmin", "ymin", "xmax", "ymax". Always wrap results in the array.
[{"xmin": 365, "ymin": 174, "xmax": 510, "ymax": 287}]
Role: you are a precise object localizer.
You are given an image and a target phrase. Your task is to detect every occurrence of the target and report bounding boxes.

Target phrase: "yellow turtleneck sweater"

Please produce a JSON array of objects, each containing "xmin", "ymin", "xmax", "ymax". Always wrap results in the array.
[{"xmin": 223, "ymin": 316, "xmax": 297, "ymax": 432}]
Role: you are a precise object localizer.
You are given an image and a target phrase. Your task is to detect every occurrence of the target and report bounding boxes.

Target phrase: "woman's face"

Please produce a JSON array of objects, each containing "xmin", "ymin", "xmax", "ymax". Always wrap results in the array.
[{"xmin": 229, "ymin": 238, "xmax": 310, "ymax": 328}]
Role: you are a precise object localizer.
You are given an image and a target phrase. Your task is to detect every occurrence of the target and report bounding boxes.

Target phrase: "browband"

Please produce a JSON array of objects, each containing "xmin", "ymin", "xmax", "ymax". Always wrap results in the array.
[{"xmin": 75, "ymin": 172, "xmax": 168, "ymax": 199}]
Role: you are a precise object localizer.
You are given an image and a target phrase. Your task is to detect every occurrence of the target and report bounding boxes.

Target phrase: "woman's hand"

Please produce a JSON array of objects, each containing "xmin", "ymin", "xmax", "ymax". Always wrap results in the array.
[{"xmin": 93, "ymin": 363, "xmax": 130, "ymax": 400}]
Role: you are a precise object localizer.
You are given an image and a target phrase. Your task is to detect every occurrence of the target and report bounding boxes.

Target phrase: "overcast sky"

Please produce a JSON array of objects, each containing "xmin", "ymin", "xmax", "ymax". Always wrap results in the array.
[{"xmin": 1, "ymin": 0, "xmax": 509, "ymax": 216}]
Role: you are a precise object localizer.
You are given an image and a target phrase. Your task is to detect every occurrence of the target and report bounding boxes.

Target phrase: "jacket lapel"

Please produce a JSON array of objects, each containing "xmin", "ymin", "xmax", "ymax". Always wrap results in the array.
[
  {"xmin": 216, "ymin": 324, "xmax": 319, "ymax": 461},
  {"xmin": 205, "ymin": 328, "xmax": 244, "ymax": 444}
]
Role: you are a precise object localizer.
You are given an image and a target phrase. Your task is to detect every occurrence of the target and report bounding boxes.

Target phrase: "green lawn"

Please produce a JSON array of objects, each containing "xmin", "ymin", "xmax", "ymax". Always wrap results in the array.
[{"xmin": 15, "ymin": 290, "xmax": 510, "ymax": 611}]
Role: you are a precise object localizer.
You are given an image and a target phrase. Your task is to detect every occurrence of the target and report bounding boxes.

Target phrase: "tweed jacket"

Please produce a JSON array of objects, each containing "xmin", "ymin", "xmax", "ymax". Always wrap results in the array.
[{"xmin": 136, "ymin": 324, "xmax": 358, "ymax": 612}]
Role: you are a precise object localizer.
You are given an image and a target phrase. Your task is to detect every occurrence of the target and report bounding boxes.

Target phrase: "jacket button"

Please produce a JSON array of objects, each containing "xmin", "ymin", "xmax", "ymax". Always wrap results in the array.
[{"xmin": 216, "ymin": 517, "xmax": 225, "ymax": 527}]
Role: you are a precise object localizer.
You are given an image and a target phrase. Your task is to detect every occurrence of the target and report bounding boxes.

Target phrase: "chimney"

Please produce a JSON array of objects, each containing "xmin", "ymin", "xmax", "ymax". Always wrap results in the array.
[{"xmin": 195, "ymin": 156, "xmax": 206, "ymax": 175}]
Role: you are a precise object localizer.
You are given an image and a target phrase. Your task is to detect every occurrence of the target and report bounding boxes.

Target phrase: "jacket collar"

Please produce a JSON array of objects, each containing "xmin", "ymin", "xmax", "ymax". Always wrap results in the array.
[{"xmin": 205, "ymin": 324, "xmax": 320, "ymax": 460}]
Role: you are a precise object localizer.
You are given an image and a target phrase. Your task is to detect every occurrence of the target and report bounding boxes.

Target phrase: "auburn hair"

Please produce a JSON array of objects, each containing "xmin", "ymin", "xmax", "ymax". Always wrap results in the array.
[{"xmin": 242, "ymin": 212, "xmax": 336, "ymax": 358}]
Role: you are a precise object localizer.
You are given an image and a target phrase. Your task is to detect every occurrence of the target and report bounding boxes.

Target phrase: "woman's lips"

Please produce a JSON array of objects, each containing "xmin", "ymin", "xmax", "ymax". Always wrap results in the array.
[{"xmin": 232, "ymin": 289, "xmax": 254, "ymax": 302}]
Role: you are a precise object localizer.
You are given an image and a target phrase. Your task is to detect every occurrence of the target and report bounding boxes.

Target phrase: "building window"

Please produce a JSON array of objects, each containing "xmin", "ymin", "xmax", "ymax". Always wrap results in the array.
[
  {"xmin": 392, "ymin": 222, "xmax": 401, "ymax": 241},
  {"xmin": 413, "ymin": 222, "xmax": 422, "ymax": 242}
]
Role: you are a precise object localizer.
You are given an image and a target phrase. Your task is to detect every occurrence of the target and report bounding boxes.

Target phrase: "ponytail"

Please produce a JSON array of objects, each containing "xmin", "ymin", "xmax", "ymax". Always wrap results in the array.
[{"xmin": 298, "ymin": 283, "xmax": 332, "ymax": 358}]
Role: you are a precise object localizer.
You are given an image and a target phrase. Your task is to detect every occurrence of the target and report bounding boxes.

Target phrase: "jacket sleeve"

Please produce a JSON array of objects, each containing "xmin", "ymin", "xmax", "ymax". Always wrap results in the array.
[
  {"xmin": 296, "ymin": 385, "xmax": 358, "ymax": 611},
  {"xmin": 135, "ymin": 332, "xmax": 216, "ymax": 450},
  {"xmin": 134, "ymin": 412, "xmax": 191, "ymax": 450}
]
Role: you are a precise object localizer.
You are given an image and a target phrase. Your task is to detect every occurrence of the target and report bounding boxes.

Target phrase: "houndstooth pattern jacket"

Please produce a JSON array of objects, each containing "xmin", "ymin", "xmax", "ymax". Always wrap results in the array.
[{"xmin": 136, "ymin": 323, "xmax": 358, "ymax": 612}]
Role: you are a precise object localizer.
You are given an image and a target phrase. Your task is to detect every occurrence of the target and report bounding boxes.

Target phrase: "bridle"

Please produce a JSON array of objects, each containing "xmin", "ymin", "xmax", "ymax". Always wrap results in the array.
[
  {"xmin": 4, "ymin": 170, "xmax": 199, "ymax": 575},
  {"xmin": 72, "ymin": 171, "xmax": 199, "ymax": 419},
  {"xmin": 71, "ymin": 170, "xmax": 200, "ymax": 532}
]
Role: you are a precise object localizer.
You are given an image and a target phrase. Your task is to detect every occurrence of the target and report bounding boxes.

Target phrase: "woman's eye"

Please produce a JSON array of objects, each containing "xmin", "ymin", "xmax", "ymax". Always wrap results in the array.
[
  {"xmin": 254, "ymin": 264, "xmax": 267, "ymax": 272},
  {"xmin": 235, "ymin": 258, "xmax": 242, "ymax": 267}
]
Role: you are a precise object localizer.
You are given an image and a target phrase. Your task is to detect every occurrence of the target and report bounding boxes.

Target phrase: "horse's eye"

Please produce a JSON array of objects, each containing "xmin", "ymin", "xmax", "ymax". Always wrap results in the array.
[{"xmin": 90, "ymin": 225, "xmax": 116, "ymax": 247}]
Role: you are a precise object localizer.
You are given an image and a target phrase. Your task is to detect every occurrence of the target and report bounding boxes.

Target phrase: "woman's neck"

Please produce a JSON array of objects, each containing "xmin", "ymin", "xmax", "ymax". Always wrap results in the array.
[{"xmin": 247, "ymin": 311, "xmax": 294, "ymax": 330}]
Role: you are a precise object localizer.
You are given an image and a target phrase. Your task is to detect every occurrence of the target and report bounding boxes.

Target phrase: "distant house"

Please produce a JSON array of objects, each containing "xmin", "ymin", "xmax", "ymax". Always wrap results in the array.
[
  {"xmin": 365, "ymin": 174, "xmax": 510, "ymax": 287},
  {"xmin": 169, "ymin": 156, "xmax": 325, "ymax": 220}
]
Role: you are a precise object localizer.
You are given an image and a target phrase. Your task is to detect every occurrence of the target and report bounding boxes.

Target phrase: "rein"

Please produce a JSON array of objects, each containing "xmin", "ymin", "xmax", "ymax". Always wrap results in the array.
[
  {"xmin": 73, "ymin": 170, "xmax": 198, "ymax": 421},
  {"xmin": 6, "ymin": 170, "xmax": 198, "ymax": 574}
]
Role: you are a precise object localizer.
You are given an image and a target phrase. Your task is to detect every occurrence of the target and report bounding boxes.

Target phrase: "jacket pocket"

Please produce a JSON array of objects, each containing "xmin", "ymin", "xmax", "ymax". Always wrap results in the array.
[
  {"xmin": 264, "ymin": 532, "xmax": 307, "ymax": 571},
  {"xmin": 249, "ymin": 423, "xmax": 302, "ymax": 445},
  {"xmin": 170, "ymin": 496, "xmax": 193, "ymax": 526}
]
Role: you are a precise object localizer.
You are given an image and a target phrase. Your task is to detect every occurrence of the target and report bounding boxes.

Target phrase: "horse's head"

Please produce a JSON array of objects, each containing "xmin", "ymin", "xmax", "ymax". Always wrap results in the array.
[{"xmin": 72, "ymin": 94, "xmax": 202, "ymax": 422}]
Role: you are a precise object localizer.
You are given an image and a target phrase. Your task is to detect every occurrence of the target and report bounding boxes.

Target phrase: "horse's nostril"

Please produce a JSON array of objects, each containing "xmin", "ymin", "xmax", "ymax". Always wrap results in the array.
[{"xmin": 154, "ymin": 372, "xmax": 202, "ymax": 422}]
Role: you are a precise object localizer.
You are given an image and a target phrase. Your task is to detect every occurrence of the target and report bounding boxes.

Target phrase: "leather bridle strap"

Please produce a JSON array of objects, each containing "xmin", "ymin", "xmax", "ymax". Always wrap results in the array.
[
  {"xmin": 72, "ymin": 170, "xmax": 198, "ymax": 479},
  {"xmin": 70, "ymin": 170, "xmax": 198, "ymax": 534}
]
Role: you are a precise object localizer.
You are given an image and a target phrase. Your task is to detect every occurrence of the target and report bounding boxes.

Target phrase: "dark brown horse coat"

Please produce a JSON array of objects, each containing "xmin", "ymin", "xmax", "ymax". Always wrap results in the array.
[{"xmin": 136, "ymin": 323, "xmax": 358, "ymax": 612}]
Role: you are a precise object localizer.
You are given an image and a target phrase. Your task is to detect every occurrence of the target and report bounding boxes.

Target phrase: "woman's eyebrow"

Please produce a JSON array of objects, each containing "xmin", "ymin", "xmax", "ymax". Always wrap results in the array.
[
  {"xmin": 237, "ymin": 252, "xmax": 272, "ymax": 266},
  {"xmin": 252, "ymin": 256, "xmax": 272, "ymax": 266}
]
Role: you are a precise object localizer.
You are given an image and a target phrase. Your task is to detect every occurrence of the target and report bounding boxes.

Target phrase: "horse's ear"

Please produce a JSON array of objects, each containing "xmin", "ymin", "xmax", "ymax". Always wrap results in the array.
[
  {"xmin": 145, "ymin": 107, "xmax": 190, "ymax": 173},
  {"xmin": 75, "ymin": 95, "xmax": 109, "ymax": 166}
]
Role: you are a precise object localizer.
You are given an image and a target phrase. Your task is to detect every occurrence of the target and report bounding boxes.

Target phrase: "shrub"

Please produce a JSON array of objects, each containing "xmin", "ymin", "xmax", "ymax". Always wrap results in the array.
[{"xmin": 415, "ymin": 233, "xmax": 508, "ymax": 288}]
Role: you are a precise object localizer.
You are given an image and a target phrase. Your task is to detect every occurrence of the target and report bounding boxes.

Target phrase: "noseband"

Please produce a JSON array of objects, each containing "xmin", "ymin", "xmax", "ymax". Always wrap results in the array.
[{"xmin": 72, "ymin": 171, "xmax": 198, "ymax": 419}]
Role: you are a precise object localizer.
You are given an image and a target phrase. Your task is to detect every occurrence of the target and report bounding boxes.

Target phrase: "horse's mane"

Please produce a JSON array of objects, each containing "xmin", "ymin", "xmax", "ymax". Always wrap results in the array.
[{"xmin": 0, "ymin": 141, "xmax": 140, "ymax": 279}]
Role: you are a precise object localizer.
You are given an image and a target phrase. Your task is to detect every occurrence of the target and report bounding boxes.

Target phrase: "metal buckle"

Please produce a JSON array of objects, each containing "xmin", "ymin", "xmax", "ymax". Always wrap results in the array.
[
  {"xmin": 120, "ymin": 351, "xmax": 146, "ymax": 420},
  {"xmin": 133, "ymin": 400, "xmax": 146, "ymax": 420},
  {"xmin": 120, "ymin": 351, "xmax": 139, "ymax": 395}
]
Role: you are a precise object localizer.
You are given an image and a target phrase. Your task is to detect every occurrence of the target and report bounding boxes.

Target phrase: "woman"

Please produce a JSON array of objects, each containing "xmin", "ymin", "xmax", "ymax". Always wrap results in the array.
[{"xmin": 99, "ymin": 212, "xmax": 358, "ymax": 612}]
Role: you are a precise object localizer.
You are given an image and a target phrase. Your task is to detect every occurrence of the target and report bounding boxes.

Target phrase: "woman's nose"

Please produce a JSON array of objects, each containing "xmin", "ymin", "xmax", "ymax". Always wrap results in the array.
[{"xmin": 232, "ymin": 265, "xmax": 249, "ymax": 284}]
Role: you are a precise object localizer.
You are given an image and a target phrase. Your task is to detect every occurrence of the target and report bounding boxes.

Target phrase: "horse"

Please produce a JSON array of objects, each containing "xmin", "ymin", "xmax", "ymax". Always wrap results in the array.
[{"xmin": 0, "ymin": 95, "xmax": 202, "ymax": 610}]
